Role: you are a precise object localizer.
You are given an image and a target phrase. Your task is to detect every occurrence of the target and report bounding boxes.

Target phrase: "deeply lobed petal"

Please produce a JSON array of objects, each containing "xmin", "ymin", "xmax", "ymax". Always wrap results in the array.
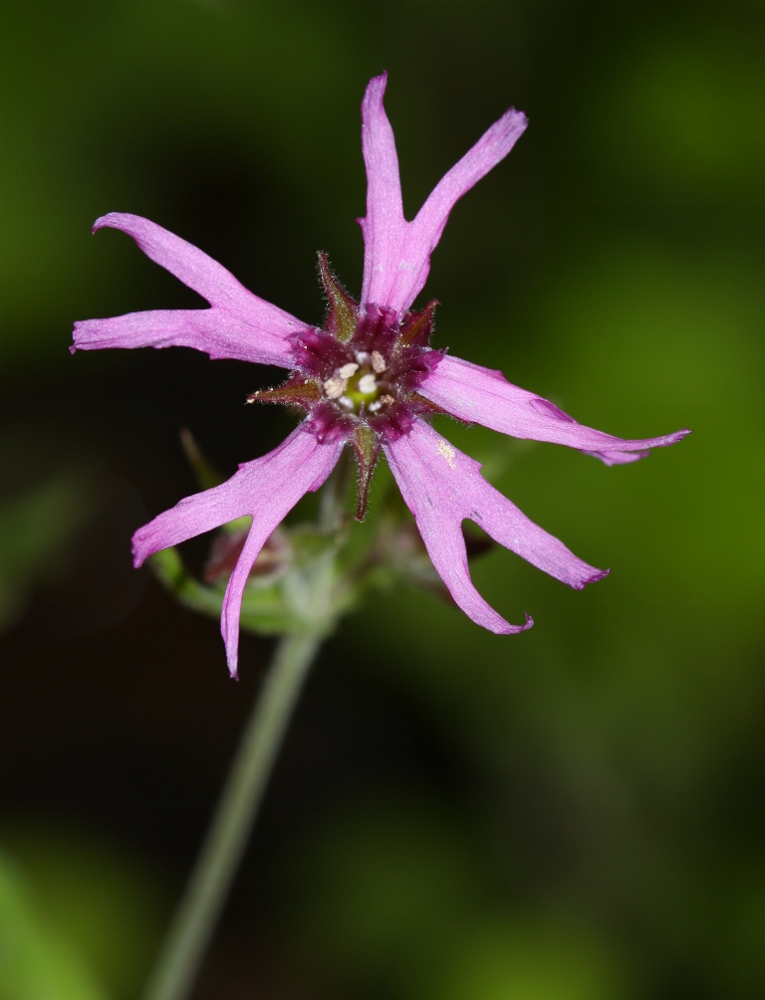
[
  {"xmin": 72, "ymin": 214, "xmax": 306, "ymax": 368},
  {"xmin": 419, "ymin": 355, "xmax": 690, "ymax": 461},
  {"xmin": 359, "ymin": 74, "xmax": 527, "ymax": 315},
  {"xmin": 72, "ymin": 76, "xmax": 689, "ymax": 669},
  {"xmin": 383, "ymin": 420, "xmax": 606, "ymax": 634},
  {"xmin": 133, "ymin": 424, "xmax": 348, "ymax": 677}
]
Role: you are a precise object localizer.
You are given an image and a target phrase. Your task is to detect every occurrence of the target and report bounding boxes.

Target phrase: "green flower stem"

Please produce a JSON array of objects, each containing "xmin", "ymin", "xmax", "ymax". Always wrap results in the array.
[{"xmin": 141, "ymin": 631, "xmax": 322, "ymax": 1000}]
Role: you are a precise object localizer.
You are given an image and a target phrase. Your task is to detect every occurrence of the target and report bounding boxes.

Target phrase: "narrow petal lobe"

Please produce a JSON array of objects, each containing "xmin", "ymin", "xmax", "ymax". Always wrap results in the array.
[
  {"xmin": 358, "ymin": 76, "xmax": 527, "ymax": 314},
  {"xmin": 72, "ymin": 214, "xmax": 306, "ymax": 368},
  {"xmin": 359, "ymin": 73, "xmax": 407, "ymax": 311},
  {"xmin": 419, "ymin": 355, "xmax": 690, "ymax": 461},
  {"xmin": 392, "ymin": 106, "xmax": 527, "ymax": 313},
  {"xmin": 384, "ymin": 420, "xmax": 607, "ymax": 634},
  {"xmin": 132, "ymin": 424, "xmax": 348, "ymax": 676}
]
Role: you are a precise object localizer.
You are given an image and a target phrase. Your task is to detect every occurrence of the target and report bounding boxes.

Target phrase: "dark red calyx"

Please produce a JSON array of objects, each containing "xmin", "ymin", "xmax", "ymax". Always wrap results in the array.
[
  {"xmin": 246, "ymin": 375, "xmax": 322, "ymax": 409},
  {"xmin": 396, "ymin": 299, "xmax": 438, "ymax": 349},
  {"xmin": 318, "ymin": 252, "xmax": 358, "ymax": 343}
]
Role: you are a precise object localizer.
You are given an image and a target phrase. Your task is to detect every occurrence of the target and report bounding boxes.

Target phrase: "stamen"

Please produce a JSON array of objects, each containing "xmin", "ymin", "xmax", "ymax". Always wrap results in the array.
[
  {"xmin": 371, "ymin": 351, "xmax": 387, "ymax": 374},
  {"xmin": 338, "ymin": 362, "xmax": 359, "ymax": 378},
  {"xmin": 380, "ymin": 394, "xmax": 395, "ymax": 406},
  {"xmin": 355, "ymin": 351, "xmax": 371, "ymax": 365},
  {"xmin": 338, "ymin": 395, "xmax": 354, "ymax": 411},
  {"xmin": 324, "ymin": 376, "xmax": 347, "ymax": 399},
  {"xmin": 357, "ymin": 373, "xmax": 377, "ymax": 394}
]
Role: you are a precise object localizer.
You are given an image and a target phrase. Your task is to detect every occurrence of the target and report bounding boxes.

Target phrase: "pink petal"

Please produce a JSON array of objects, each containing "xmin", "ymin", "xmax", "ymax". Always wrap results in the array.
[
  {"xmin": 384, "ymin": 421, "xmax": 606, "ymax": 635},
  {"xmin": 72, "ymin": 214, "xmax": 306, "ymax": 368},
  {"xmin": 73, "ymin": 309, "xmax": 289, "ymax": 366},
  {"xmin": 359, "ymin": 74, "xmax": 406, "ymax": 312},
  {"xmin": 132, "ymin": 424, "xmax": 348, "ymax": 676},
  {"xmin": 358, "ymin": 76, "xmax": 527, "ymax": 315},
  {"xmin": 419, "ymin": 355, "xmax": 690, "ymax": 461},
  {"xmin": 393, "ymin": 106, "xmax": 527, "ymax": 313}
]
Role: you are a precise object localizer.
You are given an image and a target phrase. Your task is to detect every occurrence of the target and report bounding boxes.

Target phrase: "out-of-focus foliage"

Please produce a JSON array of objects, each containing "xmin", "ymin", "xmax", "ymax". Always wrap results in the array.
[
  {"xmin": 2, "ymin": 1, "xmax": 764, "ymax": 998},
  {"xmin": 286, "ymin": 795, "xmax": 634, "ymax": 999},
  {"xmin": 0, "ymin": 823, "xmax": 168, "ymax": 1000},
  {"xmin": 0, "ymin": 476, "xmax": 89, "ymax": 632},
  {"xmin": 0, "ymin": 847, "xmax": 107, "ymax": 1000}
]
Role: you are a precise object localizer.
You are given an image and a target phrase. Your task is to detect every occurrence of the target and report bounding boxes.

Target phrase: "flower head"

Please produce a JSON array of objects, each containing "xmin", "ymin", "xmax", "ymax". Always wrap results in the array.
[{"xmin": 73, "ymin": 73, "xmax": 689, "ymax": 676}]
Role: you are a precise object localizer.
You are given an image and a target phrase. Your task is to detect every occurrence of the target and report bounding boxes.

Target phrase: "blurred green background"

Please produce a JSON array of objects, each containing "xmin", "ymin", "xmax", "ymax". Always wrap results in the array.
[{"xmin": 1, "ymin": 1, "xmax": 764, "ymax": 997}]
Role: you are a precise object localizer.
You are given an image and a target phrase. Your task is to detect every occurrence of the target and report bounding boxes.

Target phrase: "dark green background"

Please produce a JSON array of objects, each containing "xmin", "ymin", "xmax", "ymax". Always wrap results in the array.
[{"xmin": 2, "ymin": 2, "xmax": 764, "ymax": 997}]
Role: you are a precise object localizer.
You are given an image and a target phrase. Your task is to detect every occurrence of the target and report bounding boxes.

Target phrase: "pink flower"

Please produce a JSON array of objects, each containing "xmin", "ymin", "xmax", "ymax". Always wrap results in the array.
[{"xmin": 73, "ymin": 74, "xmax": 688, "ymax": 676}]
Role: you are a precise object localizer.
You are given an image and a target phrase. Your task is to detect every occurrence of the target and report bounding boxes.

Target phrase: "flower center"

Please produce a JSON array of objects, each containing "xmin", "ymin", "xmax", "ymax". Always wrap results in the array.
[
  {"xmin": 247, "ymin": 258, "xmax": 443, "ymax": 450},
  {"xmin": 323, "ymin": 350, "xmax": 395, "ymax": 415},
  {"xmin": 246, "ymin": 257, "xmax": 444, "ymax": 520}
]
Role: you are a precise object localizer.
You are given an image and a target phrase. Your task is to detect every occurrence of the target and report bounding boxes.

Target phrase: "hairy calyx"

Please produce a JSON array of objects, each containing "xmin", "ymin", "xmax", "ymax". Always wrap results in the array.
[{"xmin": 247, "ymin": 254, "xmax": 444, "ymax": 519}]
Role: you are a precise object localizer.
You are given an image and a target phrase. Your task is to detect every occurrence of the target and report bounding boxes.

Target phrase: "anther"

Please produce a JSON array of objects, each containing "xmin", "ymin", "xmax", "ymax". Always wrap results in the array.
[
  {"xmin": 371, "ymin": 351, "xmax": 387, "ymax": 374},
  {"xmin": 324, "ymin": 377, "xmax": 346, "ymax": 399},
  {"xmin": 338, "ymin": 363, "xmax": 359, "ymax": 379},
  {"xmin": 357, "ymin": 373, "xmax": 377, "ymax": 394}
]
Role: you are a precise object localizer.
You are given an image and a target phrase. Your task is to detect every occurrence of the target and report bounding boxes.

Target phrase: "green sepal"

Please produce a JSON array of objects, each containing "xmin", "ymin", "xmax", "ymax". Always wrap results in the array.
[
  {"xmin": 246, "ymin": 375, "xmax": 322, "ymax": 408},
  {"xmin": 352, "ymin": 425, "xmax": 380, "ymax": 522},
  {"xmin": 318, "ymin": 252, "xmax": 358, "ymax": 342}
]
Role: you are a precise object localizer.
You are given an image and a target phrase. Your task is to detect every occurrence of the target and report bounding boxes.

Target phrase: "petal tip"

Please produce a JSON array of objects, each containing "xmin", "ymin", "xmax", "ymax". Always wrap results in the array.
[
  {"xmin": 585, "ymin": 567, "xmax": 610, "ymax": 589},
  {"xmin": 568, "ymin": 566, "xmax": 610, "ymax": 591},
  {"xmin": 500, "ymin": 612, "xmax": 534, "ymax": 634},
  {"xmin": 367, "ymin": 70, "xmax": 388, "ymax": 92},
  {"xmin": 507, "ymin": 107, "xmax": 529, "ymax": 129},
  {"xmin": 131, "ymin": 532, "xmax": 148, "ymax": 569},
  {"xmin": 92, "ymin": 211, "xmax": 138, "ymax": 235},
  {"xmin": 71, "ymin": 320, "xmax": 87, "ymax": 350},
  {"xmin": 362, "ymin": 72, "xmax": 389, "ymax": 113},
  {"xmin": 92, "ymin": 213, "xmax": 117, "ymax": 234}
]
